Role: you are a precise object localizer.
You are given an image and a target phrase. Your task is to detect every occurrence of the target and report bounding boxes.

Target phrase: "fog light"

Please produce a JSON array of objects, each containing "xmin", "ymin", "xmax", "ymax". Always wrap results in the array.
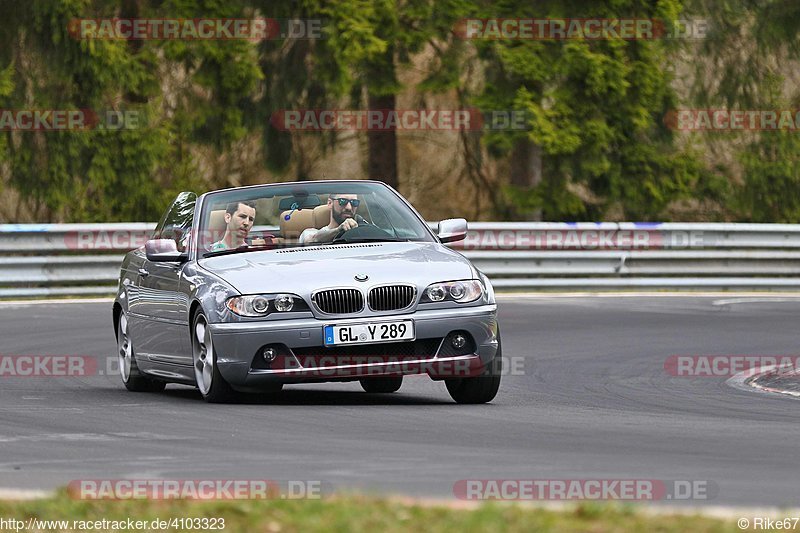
[
  {"xmin": 274, "ymin": 294, "xmax": 294, "ymax": 312},
  {"xmin": 262, "ymin": 347, "xmax": 278, "ymax": 363},
  {"xmin": 451, "ymin": 334, "xmax": 467, "ymax": 350}
]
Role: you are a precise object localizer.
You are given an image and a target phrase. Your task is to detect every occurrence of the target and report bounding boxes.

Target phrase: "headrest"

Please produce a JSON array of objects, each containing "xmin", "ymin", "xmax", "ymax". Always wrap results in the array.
[
  {"xmin": 279, "ymin": 209, "xmax": 316, "ymax": 238},
  {"xmin": 204, "ymin": 209, "xmax": 229, "ymax": 245},
  {"xmin": 208, "ymin": 210, "xmax": 227, "ymax": 233},
  {"xmin": 278, "ymin": 195, "xmax": 321, "ymax": 210},
  {"xmin": 313, "ymin": 205, "xmax": 331, "ymax": 228}
]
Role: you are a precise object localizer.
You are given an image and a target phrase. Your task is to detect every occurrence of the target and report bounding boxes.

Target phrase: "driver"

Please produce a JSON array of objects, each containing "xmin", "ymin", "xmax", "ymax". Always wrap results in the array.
[
  {"xmin": 299, "ymin": 194, "xmax": 363, "ymax": 244},
  {"xmin": 208, "ymin": 200, "xmax": 257, "ymax": 251}
]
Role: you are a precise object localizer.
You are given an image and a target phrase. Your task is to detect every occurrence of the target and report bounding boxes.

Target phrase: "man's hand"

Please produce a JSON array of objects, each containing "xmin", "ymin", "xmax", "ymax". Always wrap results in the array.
[
  {"xmin": 304, "ymin": 219, "xmax": 358, "ymax": 243},
  {"xmin": 338, "ymin": 218, "xmax": 358, "ymax": 233}
]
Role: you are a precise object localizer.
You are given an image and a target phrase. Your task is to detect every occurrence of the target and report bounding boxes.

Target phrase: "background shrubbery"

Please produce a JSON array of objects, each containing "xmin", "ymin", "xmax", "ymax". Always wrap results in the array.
[{"xmin": 0, "ymin": 0, "xmax": 798, "ymax": 223}]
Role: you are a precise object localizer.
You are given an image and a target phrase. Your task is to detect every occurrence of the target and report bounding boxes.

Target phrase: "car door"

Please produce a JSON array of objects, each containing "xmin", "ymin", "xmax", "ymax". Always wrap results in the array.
[{"xmin": 130, "ymin": 192, "xmax": 196, "ymax": 366}]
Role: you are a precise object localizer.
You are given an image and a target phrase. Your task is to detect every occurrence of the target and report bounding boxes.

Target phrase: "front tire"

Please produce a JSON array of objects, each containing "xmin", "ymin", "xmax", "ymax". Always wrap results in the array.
[
  {"xmin": 192, "ymin": 311, "xmax": 236, "ymax": 403},
  {"xmin": 445, "ymin": 329, "xmax": 502, "ymax": 404},
  {"xmin": 360, "ymin": 376, "xmax": 403, "ymax": 393},
  {"xmin": 117, "ymin": 311, "xmax": 166, "ymax": 393}
]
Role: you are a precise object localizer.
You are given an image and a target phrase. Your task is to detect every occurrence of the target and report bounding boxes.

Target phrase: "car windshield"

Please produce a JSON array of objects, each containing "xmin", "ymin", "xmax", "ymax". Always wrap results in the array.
[{"xmin": 197, "ymin": 181, "xmax": 435, "ymax": 256}]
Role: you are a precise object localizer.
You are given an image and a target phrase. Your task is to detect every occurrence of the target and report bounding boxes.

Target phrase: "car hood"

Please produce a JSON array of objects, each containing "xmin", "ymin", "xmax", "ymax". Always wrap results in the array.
[{"xmin": 198, "ymin": 242, "xmax": 474, "ymax": 295}]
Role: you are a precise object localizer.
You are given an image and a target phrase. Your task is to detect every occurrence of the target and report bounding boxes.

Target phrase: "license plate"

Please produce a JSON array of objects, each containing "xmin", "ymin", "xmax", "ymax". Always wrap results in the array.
[{"xmin": 324, "ymin": 320, "xmax": 415, "ymax": 346}]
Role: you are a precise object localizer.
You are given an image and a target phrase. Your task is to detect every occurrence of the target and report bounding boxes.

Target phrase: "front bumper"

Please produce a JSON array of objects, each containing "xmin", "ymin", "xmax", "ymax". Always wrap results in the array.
[{"xmin": 209, "ymin": 304, "xmax": 498, "ymax": 390}]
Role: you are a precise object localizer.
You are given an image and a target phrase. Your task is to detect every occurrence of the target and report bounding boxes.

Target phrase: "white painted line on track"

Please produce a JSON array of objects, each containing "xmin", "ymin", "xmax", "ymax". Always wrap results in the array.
[
  {"xmin": 0, "ymin": 488, "xmax": 52, "ymax": 500},
  {"xmin": 0, "ymin": 298, "xmax": 114, "ymax": 307},
  {"xmin": 497, "ymin": 291, "xmax": 800, "ymax": 299},
  {"xmin": 360, "ymin": 496, "xmax": 800, "ymax": 520},
  {"xmin": 711, "ymin": 297, "xmax": 800, "ymax": 306}
]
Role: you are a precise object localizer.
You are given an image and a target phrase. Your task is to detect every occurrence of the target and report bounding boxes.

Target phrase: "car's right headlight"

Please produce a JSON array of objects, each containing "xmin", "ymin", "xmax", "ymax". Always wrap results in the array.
[
  {"xmin": 226, "ymin": 293, "xmax": 308, "ymax": 317},
  {"xmin": 420, "ymin": 280, "xmax": 483, "ymax": 304}
]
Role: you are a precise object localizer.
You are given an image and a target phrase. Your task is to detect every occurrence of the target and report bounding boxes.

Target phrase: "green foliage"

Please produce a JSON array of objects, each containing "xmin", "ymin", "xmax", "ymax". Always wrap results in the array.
[
  {"xmin": 740, "ymin": 131, "xmax": 800, "ymax": 222},
  {"xmin": 255, "ymin": 0, "xmax": 389, "ymax": 173},
  {"xmin": 0, "ymin": 0, "xmax": 256, "ymax": 221},
  {"xmin": 687, "ymin": 0, "xmax": 800, "ymax": 222},
  {"xmin": 464, "ymin": 0, "xmax": 723, "ymax": 220},
  {"xmin": 0, "ymin": 0, "xmax": 163, "ymax": 220},
  {"xmin": 0, "ymin": 62, "xmax": 13, "ymax": 165},
  {"xmin": 0, "ymin": 0, "xmax": 796, "ymax": 222},
  {"xmin": 158, "ymin": 0, "xmax": 262, "ymax": 149}
]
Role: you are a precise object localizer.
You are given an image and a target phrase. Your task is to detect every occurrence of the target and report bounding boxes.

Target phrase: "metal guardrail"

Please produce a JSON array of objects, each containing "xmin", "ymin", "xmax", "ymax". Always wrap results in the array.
[
  {"xmin": 2, "ymin": 222, "xmax": 800, "ymax": 296},
  {"xmin": 0, "ymin": 223, "xmax": 153, "ymax": 253}
]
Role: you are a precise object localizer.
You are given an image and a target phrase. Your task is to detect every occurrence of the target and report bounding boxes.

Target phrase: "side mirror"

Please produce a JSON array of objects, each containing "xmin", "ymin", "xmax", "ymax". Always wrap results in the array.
[
  {"xmin": 437, "ymin": 218, "xmax": 468, "ymax": 243},
  {"xmin": 145, "ymin": 239, "xmax": 187, "ymax": 263}
]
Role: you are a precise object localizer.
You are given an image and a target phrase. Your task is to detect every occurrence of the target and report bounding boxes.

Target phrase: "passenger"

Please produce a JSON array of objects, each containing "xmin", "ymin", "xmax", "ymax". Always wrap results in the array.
[{"xmin": 209, "ymin": 201, "xmax": 256, "ymax": 251}]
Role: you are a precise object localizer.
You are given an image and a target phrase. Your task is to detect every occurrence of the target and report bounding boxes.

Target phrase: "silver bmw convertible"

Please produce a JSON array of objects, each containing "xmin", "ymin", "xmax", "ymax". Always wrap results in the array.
[{"xmin": 113, "ymin": 180, "xmax": 501, "ymax": 403}]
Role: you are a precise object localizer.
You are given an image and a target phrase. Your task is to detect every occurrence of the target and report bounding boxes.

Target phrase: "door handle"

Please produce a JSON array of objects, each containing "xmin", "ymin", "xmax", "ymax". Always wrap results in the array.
[{"xmin": 138, "ymin": 268, "xmax": 150, "ymax": 278}]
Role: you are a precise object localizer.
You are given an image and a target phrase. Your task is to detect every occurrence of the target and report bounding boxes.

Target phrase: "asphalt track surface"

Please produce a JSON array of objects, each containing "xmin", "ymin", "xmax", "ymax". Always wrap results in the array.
[{"xmin": 0, "ymin": 296, "xmax": 798, "ymax": 507}]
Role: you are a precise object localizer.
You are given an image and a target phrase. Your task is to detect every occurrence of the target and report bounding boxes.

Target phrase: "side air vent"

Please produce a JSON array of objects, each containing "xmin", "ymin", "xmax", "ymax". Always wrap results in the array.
[{"xmin": 277, "ymin": 244, "xmax": 383, "ymax": 254}]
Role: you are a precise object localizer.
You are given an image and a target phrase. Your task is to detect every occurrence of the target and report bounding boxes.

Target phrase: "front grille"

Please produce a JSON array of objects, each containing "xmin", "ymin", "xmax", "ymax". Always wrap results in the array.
[
  {"xmin": 313, "ymin": 288, "xmax": 364, "ymax": 314},
  {"xmin": 293, "ymin": 338, "xmax": 442, "ymax": 368},
  {"xmin": 368, "ymin": 285, "xmax": 416, "ymax": 311}
]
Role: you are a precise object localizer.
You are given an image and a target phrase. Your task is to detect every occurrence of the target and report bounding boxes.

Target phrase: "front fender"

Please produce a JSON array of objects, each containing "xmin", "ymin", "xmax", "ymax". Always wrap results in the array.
[{"xmin": 183, "ymin": 262, "xmax": 240, "ymax": 324}]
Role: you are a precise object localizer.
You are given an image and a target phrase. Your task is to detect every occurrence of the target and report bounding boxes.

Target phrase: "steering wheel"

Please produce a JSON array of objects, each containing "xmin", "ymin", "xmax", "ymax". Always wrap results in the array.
[
  {"xmin": 331, "ymin": 220, "xmax": 392, "ymax": 243},
  {"xmin": 329, "ymin": 216, "xmax": 368, "ymax": 240}
]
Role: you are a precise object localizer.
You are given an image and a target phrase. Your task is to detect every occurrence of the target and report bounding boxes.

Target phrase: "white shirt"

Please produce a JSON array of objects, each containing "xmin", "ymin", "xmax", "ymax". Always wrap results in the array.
[{"xmin": 298, "ymin": 228, "xmax": 320, "ymax": 244}]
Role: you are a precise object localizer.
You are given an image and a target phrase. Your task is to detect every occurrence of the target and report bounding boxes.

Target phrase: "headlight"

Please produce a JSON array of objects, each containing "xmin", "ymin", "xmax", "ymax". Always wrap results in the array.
[
  {"xmin": 226, "ymin": 294, "xmax": 307, "ymax": 317},
  {"xmin": 421, "ymin": 280, "xmax": 483, "ymax": 303},
  {"xmin": 274, "ymin": 294, "xmax": 294, "ymax": 312},
  {"xmin": 449, "ymin": 282, "xmax": 466, "ymax": 299},
  {"xmin": 426, "ymin": 285, "xmax": 447, "ymax": 302},
  {"xmin": 252, "ymin": 296, "xmax": 270, "ymax": 314}
]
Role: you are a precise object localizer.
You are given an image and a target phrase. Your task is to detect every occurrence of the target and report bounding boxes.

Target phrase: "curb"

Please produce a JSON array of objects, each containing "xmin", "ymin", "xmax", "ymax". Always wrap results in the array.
[
  {"xmin": 727, "ymin": 365, "xmax": 800, "ymax": 400},
  {"xmin": 747, "ymin": 367, "xmax": 800, "ymax": 398}
]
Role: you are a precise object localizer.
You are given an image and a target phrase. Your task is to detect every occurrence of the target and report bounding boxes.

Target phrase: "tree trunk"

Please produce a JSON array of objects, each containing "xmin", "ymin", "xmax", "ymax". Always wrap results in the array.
[
  {"xmin": 510, "ymin": 138, "xmax": 543, "ymax": 220},
  {"xmin": 366, "ymin": 92, "xmax": 399, "ymax": 190}
]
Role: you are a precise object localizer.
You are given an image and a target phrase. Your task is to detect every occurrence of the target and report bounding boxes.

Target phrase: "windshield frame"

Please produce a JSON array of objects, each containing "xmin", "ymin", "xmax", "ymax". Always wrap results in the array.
[{"xmin": 192, "ymin": 180, "xmax": 438, "ymax": 261}]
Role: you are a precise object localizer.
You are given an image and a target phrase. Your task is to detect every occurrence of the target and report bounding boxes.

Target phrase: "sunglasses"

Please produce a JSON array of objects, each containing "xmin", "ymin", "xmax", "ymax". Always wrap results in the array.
[{"xmin": 334, "ymin": 198, "xmax": 360, "ymax": 207}]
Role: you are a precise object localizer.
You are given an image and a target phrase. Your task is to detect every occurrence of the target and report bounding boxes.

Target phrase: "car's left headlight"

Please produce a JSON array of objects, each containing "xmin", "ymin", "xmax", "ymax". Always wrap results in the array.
[
  {"xmin": 420, "ymin": 280, "xmax": 484, "ymax": 303},
  {"xmin": 226, "ymin": 293, "xmax": 309, "ymax": 317}
]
